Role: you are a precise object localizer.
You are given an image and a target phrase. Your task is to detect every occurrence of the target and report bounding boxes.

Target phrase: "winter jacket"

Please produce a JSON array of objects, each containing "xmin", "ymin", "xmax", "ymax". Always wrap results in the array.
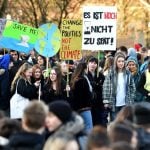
[
  {"xmin": 45, "ymin": 113, "xmax": 87, "ymax": 150},
  {"xmin": 42, "ymin": 79, "xmax": 68, "ymax": 104},
  {"xmin": 87, "ymin": 71, "xmax": 105, "ymax": 108},
  {"xmin": 103, "ymin": 69, "xmax": 136, "ymax": 112},
  {"xmin": 12, "ymin": 78, "xmax": 38, "ymax": 100},
  {"xmin": 70, "ymin": 75, "xmax": 92, "ymax": 111},
  {"xmin": 5, "ymin": 131, "xmax": 45, "ymax": 150}
]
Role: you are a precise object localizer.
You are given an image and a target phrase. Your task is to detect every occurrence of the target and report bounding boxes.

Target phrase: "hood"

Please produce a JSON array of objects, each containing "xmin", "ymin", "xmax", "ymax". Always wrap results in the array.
[
  {"xmin": 128, "ymin": 48, "xmax": 137, "ymax": 58},
  {"xmin": 56, "ymin": 113, "xmax": 84, "ymax": 135}
]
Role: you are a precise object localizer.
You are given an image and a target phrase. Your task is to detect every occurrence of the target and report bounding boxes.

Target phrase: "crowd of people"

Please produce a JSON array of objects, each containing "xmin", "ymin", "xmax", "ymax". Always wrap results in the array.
[{"xmin": 0, "ymin": 44, "xmax": 149, "ymax": 150}]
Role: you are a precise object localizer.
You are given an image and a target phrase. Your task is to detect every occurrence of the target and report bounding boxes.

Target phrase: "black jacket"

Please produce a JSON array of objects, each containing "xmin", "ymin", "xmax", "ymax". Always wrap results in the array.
[
  {"xmin": 42, "ymin": 79, "xmax": 68, "ymax": 104},
  {"xmin": 71, "ymin": 75, "xmax": 92, "ymax": 111},
  {"xmin": 12, "ymin": 78, "xmax": 38, "ymax": 100},
  {"xmin": 87, "ymin": 71, "xmax": 105, "ymax": 107},
  {"xmin": 5, "ymin": 131, "xmax": 45, "ymax": 150}
]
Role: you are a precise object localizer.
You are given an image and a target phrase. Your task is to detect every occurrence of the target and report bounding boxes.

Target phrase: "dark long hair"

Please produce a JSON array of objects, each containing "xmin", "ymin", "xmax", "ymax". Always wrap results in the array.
[
  {"xmin": 70, "ymin": 62, "xmax": 87, "ymax": 89},
  {"xmin": 46, "ymin": 66, "xmax": 62, "ymax": 95}
]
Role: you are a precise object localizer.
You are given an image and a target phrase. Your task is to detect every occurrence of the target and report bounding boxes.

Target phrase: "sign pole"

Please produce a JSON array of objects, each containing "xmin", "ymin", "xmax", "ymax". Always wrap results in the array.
[
  {"xmin": 97, "ymin": 51, "xmax": 100, "ymax": 78},
  {"xmin": 66, "ymin": 60, "xmax": 69, "ymax": 97}
]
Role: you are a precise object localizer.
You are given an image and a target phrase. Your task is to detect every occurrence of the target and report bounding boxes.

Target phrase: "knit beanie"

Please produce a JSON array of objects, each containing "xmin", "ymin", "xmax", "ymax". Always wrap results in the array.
[
  {"xmin": 134, "ymin": 102, "xmax": 150, "ymax": 125},
  {"xmin": 126, "ymin": 56, "xmax": 138, "ymax": 66},
  {"xmin": 48, "ymin": 101, "xmax": 72, "ymax": 123}
]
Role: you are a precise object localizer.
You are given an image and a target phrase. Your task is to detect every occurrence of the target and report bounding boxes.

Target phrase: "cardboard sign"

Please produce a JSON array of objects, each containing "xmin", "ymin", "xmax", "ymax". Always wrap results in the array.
[
  {"xmin": 0, "ymin": 21, "xmax": 38, "ymax": 53},
  {"xmin": 35, "ymin": 23, "xmax": 61, "ymax": 57},
  {"xmin": 82, "ymin": 6, "xmax": 117, "ymax": 51},
  {"xmin": 60, "ymin": 19, "xmax": 82, "ymax": 60}
]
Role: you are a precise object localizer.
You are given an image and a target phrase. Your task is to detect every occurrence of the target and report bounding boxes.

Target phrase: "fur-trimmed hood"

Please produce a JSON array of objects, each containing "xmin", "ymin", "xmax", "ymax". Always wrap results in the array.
[{"xmin": 56, "ymin": 113, "xmax": 85, "ymax": 135}]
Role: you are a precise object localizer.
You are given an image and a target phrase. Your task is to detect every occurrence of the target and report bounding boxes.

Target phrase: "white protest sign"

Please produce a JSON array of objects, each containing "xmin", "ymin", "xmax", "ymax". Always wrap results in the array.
[{"xmin": 82, "ymin": 6, "xmax": 117, "ymax": 51}]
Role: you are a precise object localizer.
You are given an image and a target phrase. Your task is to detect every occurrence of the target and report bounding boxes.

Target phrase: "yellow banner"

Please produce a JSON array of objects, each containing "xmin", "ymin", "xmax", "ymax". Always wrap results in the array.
[{"xmin": 60, "ymin": 19, "xmax": 82, "ymax": 60}]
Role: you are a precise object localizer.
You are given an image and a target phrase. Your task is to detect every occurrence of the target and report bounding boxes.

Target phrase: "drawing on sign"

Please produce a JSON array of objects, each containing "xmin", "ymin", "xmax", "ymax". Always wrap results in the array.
[
  {"xmin": 84, "ymin": 21, "xmax": 91, "ymax": 34},
  {"xmin": 17, "ymin": 35, "xmax": 30, "ymax": 47}
]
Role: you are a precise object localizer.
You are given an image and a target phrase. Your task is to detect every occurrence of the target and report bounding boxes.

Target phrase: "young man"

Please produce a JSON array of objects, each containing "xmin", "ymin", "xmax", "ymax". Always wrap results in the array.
[
  {"xmin": 6, "ymin": 101, "xmax": 48, "ymax": 150},
  {"xmin": 45, "ymin": 100, "xmax": 87, "ymax": 150}
]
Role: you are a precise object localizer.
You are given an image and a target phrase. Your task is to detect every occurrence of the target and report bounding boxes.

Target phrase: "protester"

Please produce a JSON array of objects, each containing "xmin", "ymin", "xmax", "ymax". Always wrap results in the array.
[
  {"xmin": 103, "ymin": 52, "xmax": 136, "ymax": 121},
  {"xmin": 37, "ymin": 55, "xmax": 46, "ymax": 71},
  {"xmin": 9, "ymin": 50, "xmax": 23, "ymax": 84},
  {"xmin": 31, "ymin": 64, "xmax": 45, "ymax": 100},
  {"xmin": 0, "ymin": 118, "xmax": 21, "ymax": 150},
  {"xmin": 87, "ymin": 126, "xmax": 111, "ymax": 150},
  {"xmin": 42, "ymin": 66, "xmax": 69, "ymax": 104},
  {"xmin": 133, "ymin": 102, "xmax": 150, "ymax": 150},
  {"xmin": 70, "ymin": 62, "xmax": 93, "ymax": 132},
  {"xmin": 11, "ymin": 63, "xmax": 40, "ymax": 100},
  {"xmin": 126, "ymin": 56, "xmax": 143, "ymax": 102},
  {"xmin": 44, "ymin": 131, "xmax": 79, "ymax": 150},
  {"xmin": 103, "ymin": 56, "xmax": 114, "ymax": 76},
  {"xmin": 87, "ymin": 57, "xmax": 107, "ymax": 127},
  {"xmin": 117, "ymin": 46, "xmax": 128, "ymax": 58},
  {"xmin": 45, "ymin": 100, "xmax": 87, "ymax": 150},
  {"xmin": 0, "ymin": 53, "xmax": 13, "ymax": 110},
  {"xmin": 108, "ymin": 123, "xmax": 137, "ymax": 148},
  {"xmin": 5, "ymin": 100, "xmax": 48, "ymax": 150}
]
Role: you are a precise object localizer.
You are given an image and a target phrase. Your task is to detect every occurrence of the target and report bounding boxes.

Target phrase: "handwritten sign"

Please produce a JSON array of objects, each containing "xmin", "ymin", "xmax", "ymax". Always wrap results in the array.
[
  {"xmin": 0, "ymin": 21, "xmax": 38, "ymax": 53},
  {"xmin": 35, "ymin": 23, "xmax": 61, "ymax": 57},
  {"xmin": 82, "ymin": 6, "xmax": 117, "ymax": 51},
  {"xmin": 60, "ymin": 19, "xmax": 82, "ymax": 60}
]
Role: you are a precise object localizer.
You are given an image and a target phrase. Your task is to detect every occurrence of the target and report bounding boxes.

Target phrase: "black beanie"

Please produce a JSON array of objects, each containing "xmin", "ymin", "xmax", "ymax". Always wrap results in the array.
[
  {"xmin": 48, "ymin": 101, "xmax": 72, "ymax": 123},
  {"xmin": 134, "ymin": 102, "xmax": 150, "ymax": 125}
]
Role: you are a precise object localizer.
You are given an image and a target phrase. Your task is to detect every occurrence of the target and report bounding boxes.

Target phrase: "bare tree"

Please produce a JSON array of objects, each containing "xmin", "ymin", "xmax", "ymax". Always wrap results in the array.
[{"xmin": 0, "ymin": 0, "xmax": 8, "ymax": 18}]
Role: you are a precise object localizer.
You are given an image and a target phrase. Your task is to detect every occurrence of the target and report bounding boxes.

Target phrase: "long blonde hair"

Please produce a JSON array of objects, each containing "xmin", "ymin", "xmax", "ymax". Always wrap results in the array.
[{"xmin": 11, "ymin": 63, "xmax": 33, "ymax": 91}]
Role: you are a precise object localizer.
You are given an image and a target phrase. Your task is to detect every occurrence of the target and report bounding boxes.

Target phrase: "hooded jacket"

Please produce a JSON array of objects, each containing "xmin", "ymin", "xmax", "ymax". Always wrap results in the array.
[{"xmin": 46, "ymin": 113, "xmax": 87, "ymax": 150}]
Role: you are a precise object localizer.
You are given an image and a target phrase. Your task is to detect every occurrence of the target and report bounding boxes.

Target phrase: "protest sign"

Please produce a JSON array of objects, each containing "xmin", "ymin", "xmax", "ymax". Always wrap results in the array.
[
  {"xmin": 0, "ymin": 19, "xmax": 7, "ymax": 39},
  {"xmin": 34, "ymin": 23, "xmax": 61, "ymax": 57},
  {"xmin": 82, "ymin": 6, "xmax": 117, "ymax": 51},
  {"xmin": 60, "ymin": 19, "xmax": 82, "ymax": 60},
  {"xmin": 0, "ymin": 21, "xmax": 38, "ymax": 53}
]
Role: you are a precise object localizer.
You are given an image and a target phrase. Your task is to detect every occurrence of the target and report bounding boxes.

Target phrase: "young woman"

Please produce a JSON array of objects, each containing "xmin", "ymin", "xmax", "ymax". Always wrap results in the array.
[
  {"xmin": 37, "ymin": 55, "xmax": 46, "ymax": 71},
  {"xmin": 31, "ymin": 64, "xmax": 45, "ymax": 100},
  {"xmin": 70, "ymin": 62, "xmax": 93, "ymax": 132},
  {"xmin": 126, "ymin": 56, "xmax": 143, "ymax": 102},
  {"xmin": 11, "ymin": 63, "xmax": 40, "ymax": 100},
  {"xmin": 103, "ymin": 52, "xmax": 136, "ymax": 121},
  {"xmin": 42, "ymin": 66, "xmax": 69, "ymax": 104}
]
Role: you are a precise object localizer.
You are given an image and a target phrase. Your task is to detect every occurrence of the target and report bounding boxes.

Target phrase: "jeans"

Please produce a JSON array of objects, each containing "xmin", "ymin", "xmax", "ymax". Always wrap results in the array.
[{"xmin": 80, "ymin": 110, "xmax": 93, "ymax": 133}]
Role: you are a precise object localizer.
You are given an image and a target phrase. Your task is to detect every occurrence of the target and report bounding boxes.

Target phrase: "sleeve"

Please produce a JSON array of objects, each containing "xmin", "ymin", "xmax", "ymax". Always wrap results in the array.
[
  {"xmin": 137, "ymin": 72, "xmax": 148, "ymax": 96},
  {"xmin": 128, "ymin": 74, "xmax": 136, "ymax": 104},
  {"xmin": 102, "ymin": 73, "xmax": 112, "ymax": 104},
  {"xmin": 17, "ymin": 78, "xmax": 38, "ymax": 100}
]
